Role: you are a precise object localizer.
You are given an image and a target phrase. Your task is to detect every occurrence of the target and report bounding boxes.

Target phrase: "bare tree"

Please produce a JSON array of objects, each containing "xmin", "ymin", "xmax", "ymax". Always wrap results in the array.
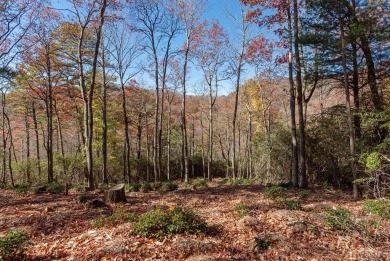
[
  {"xmin": 0, "ymin": 0, "xmax": 40, "ymax": 67},
  {"xmin": 227, "ymin": 2, "xmax": 254, "ymax": 179},
  {"xmin": 106, "ymin": 22, "xmax": 143, "ymax": 183},
  {"xmin": 175, "ymin": 0, "xmax": 206, "ymax": 182},
  {"xmin": 195, "ymin": 22, "xmax": 229, "ymax": 180},
  {"xmin": 340, "ymin": 15, "xmax": 358, "ymax": 200},
  {"xmin": 132, "ymin": 0, "xmax": 180, "ymax": 182}
]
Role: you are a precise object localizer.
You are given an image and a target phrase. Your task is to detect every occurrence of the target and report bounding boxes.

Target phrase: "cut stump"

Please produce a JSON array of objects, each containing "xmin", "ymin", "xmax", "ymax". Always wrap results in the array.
[{"xmin": 105, "ymin": 183, "xmax": 127, "ymax": 203}]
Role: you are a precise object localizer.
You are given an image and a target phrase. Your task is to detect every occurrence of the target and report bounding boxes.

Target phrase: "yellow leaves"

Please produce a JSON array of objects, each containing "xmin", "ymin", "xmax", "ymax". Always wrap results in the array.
[{"xmin": 241, "ymin": 78, "xmax": 263, "ymax": 112}]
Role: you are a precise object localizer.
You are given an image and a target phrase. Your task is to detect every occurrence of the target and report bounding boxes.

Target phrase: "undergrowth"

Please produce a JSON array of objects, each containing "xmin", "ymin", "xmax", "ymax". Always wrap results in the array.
[
  {"xmin": 94, "ymin": 209, "xmax": 137, "ymax": 228},
  {"xmin": 0, "ymin": 230, "xmax": 30, "ymax": 260},
  {"xmin": 234, "ymin": 203, "xmax": 249, "ymax": 218},
  {"xmin": 133, "ymin": 207, "xmax": 207, "ymax": 239}
]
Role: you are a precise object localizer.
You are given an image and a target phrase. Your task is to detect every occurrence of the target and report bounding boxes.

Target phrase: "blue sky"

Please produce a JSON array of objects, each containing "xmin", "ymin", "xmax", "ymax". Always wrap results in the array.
[{"xmin": 50, "ymin": 0, "xmax": 276, "ymax": 95}]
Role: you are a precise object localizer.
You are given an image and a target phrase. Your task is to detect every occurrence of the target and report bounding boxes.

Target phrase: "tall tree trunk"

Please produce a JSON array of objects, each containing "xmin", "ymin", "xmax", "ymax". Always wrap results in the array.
[
  {"xmin": 351, "ymin": 41, "xmax": 361, "ymax": 139},
  {"xmin": 121, "ymin": 81, "xmax": 131, "ymax": 183},
  {"xmin": 32, "ymin": 102, "xmax": 41, "ymax": 180},
  {"xmin": 24, "ymin": 109, "xmax": 31, "ymax": 184},
  {"xmin": 46, "ymin": 52, "xmax": 54, "ymax": 184},
  {"xmin": 89, "ymin": 0, "xmax": 106, "ymax": 189},
  {"xmin": 101, "ymin": 41, "xmax": 108, "ymax": 184},
  {"xmin": 54, "ymin": 104, "xmax": 66, "ymax": 181},
  {"xmin": 208, "ymin": 85, "xmax": 214, "ymax": 180},
  {"xmin": 232, "ymin": 51, "xmax": 244, "ymax": 180},
  {"xmin": 167, "ymin": 104, "xmax": 172, "ymax": 181},
  {"xmin": 350, "ymin": 0, "xmax": 382, "ymax": 111},
  {"xmin": 191, "ymin": 116, "xmax": 195, "ymax": 177},
  {"xmin": 153, "ymin": 65, "xmax": 160, "ymax": 183},
  {"xmin": 293, "ymin": 0, "xmax": 307, "ymax": 188},
  {"xmin": 158, "ymin": 90, "xmax": 164, "ymax": 182},
  {"xmin": 238, "ymin": 122, "xmax": 242, "ymax": 178},
  {"xmin": 181, "ymin": 40, "xmax": 190, "ymax": 183},
  {"xmin": 200, "ymin": 111, "xmax": 205, "ymax": 179},
  {"xmin": 137, "ymin": 114, "xmax": 142, "ymax": 179},
  {"xmin": 248, "ymin": 113, "xmax": 253, "ymax": 179},
  {"xmin": 1, "ymin": 91, "xmax": 7, "ymax": 184},
  {"xmin": 340, "ymin": 18, "xmax": 358, "ymax": 200},
  {"xmin": 359, "ymin": 35, "xmax": 382, "ymax": 110},
  {"xmin": 8, "ymin": 138, "xmax": 14, "ymax": 187},
  {"xmin": 4, "ymin": 110, "xmax": 14, "ymax": 186},
  {"xmin": 146, "ymin": 113, "xmax": 150, "ymax": 182},
  {"xmin": 226, "ymin": 121, "xmax": 230, "ymax": 178},
  {"xmin": 288, "ymin": 0, "xmax": 298, "ymax": 188}
]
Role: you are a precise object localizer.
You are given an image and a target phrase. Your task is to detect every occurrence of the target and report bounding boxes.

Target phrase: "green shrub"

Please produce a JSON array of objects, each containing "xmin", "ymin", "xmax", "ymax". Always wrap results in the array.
[
  {"xmin": 228, "ymin": 178, "xmax": 256, "ymax": 185},
  {"xmin": 141, "ymin": 182, "xmax": 153, "ymax": 193},
  {"xmin": 70, "ymin": 182, "xmax": 85, "ymax": 192},
  {"xmin": 167, "ymin": 208, "xmax": 207, "ymax": 234},
  {"xmin": 325, "ymin": 207, "xmax": 354, "ymax": 231},
  {"xmin": 128, "ymin": 183, "xmax": 141, "ymax": 192},
  {"xmin": 263, "ymin": 186, "xmax": 285, "ymax": 199},
  {"xmin": 364, "ymin": 199, "xmax": 390, "ymax": 219},
  {"xmin": 77, "ymin": 193, "xmax": 93, "ymax": 204},
  {"xmin": 133, "ymin": 208, "xmax": 171, "ymax": 239},
  {"xmin": 228, "ymin": 178, "xmax": 243, "ymax": 185},
  {"xmin": 233, "ymin": 203, "xmax": 249, "ymax": 218},
  {"xmin": 298, "ymin": 191, "xmax": 309, "ymax": 201},
  {"xmin": 159, "ymin": 182, "xmax": 178, "ymax": 192},
  {"xmin": 32, "ymin": 185, "xmax": 47, "ymax": 194},
  {"xmin": 183, "ymin": 181, "xmax": 192, "ymax": 188},
  {"xmin": 218, "ymin": 178, "xmax": 229, "ymax": 185},
  {"xmin": 194, "ymin": 179, "xmax": 208, "ymax": 189},
  {"xmin": 46, "ymin": 182, "xmax": 65, "ymax": 194},
  {"xmin": 133, "ymin": 207, "xmax": 207, "ymax": 239},
  {"xmin": 15, "ymin": 184, "xmax": 30, "ymax": 194},
  {"xmin": 285, "ymin": 200, "xmax": 301, "ymax": 210},
  {"xmin": 151, "ymin": 182, "xmax": 162, "ymax": 191},
  {"xmin": 242, "ymin": 178, "xmax": 256, "ymax": 185},
  {"xmin": 0, "ymin": 230, "xmax": 30, "ymax": 259},
  {"xmin": 94, "ymin": 209, "xmax": 137, "ymax": 228}
]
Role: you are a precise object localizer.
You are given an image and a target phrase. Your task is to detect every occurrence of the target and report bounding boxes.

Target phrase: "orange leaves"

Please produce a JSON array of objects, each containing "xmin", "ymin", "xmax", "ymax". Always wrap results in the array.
[{"xmin": 1, "ymin": 184, "xmax": 389, "ymax": 260}]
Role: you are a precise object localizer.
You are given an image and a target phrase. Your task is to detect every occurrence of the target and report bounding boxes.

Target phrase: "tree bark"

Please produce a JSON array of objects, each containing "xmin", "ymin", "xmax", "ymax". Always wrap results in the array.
[
  {"xmin": 349, "ymin": 0, "xmax": 382, "ymax": 111},
  {"xmin": 45, "ymin": 49, "xmax": 54, "ymax": 184},
  {"xmin": 24, "ymin": 109, "xmax": 31, "ymax": 184},
  {"xmin": 351, "ymin": 41, "xmax": 361, "ymax": 139},
  {"xmin": 293, "ymin": 0, "xmax": 307, "ymax": 188},
  {"xmin": 101, "ymin": 41, "xmax": 108, "ymax": 184},
  {"xmin": 86, "ymin": 0, "xmax": 107, "ymax": 189},
  {"xmin": 181, "ymin": 36, "xmax": 190, "ymax": 183},
  {"xmin": 167, "ymin": 102, "xmax": 172, "ymax": 181},
  {"xmin": 340, "ymin": 18, "xmax": 359, "ymax": 200},
  {"xmin": 105, "ymin": 183, "xmax": 127, "ymax": 203},
  {"xmin": 54, "ymin": 103, "xmax": 66, "ymax": 181},
  {"xmin": 32, "ymin": 102, "xmax": 41, "ymax": 179},
  {"xmin": 288, "ymin": 0, "xmax": 298, "ymax": 187},
  {"xmin": 1, "ymin": 91, "xmax": 7, "ymax": 184},
  {"xmin": 120, "ymin": 81, "xmax": 131, "ymax": 183}
]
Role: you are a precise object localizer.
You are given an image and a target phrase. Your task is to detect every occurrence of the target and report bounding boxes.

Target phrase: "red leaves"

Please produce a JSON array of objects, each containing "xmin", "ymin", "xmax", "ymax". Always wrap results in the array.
[
  {"xmin": 275, "ymin": 52, "xmax": 289, "ymax": 64},
  {"xmin": 244, "ymin": 36, "xmax": 271, "ymax": 62},
  {"xmin": 193, "ymin": 21, "xmax": 229, "ymax": 68}
]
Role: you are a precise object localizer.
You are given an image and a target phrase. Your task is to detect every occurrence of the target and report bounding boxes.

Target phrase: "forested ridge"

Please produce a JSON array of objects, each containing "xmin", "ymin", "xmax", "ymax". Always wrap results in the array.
[{"xmin": 0, "ymin": 0, "xmax": 389, "ymax": 260}]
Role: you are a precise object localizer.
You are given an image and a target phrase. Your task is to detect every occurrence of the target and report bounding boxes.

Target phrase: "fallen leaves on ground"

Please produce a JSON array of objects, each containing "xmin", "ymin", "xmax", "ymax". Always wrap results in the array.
[{"xmin": 0, "ymin": 182, "xmax": 389, "ymax": 260}]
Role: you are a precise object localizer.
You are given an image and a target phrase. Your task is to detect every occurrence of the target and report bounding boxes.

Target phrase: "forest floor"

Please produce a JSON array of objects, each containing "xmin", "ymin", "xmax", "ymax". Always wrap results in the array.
[{"xmin": 1, "ymin": 181, "xmax": 389, "ymax": 260}]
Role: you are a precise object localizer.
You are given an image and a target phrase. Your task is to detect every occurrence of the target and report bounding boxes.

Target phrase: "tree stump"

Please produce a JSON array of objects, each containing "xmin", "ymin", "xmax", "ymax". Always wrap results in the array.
[{"xmin": 105, "ymin": 183, "xmax": 127, "ymax": 203}]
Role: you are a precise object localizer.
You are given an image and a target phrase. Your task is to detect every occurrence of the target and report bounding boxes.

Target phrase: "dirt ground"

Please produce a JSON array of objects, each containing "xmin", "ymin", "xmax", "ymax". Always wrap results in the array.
[{"xmin": 1, "ymin": 182, "xmax": 389, "ymax": 260}]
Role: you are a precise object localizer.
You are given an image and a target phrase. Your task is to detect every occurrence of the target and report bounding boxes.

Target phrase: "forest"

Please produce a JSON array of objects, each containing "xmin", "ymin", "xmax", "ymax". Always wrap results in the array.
[{"xmin": 0, "ymin": 0, "xmax": 389, "ymax": 260}]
